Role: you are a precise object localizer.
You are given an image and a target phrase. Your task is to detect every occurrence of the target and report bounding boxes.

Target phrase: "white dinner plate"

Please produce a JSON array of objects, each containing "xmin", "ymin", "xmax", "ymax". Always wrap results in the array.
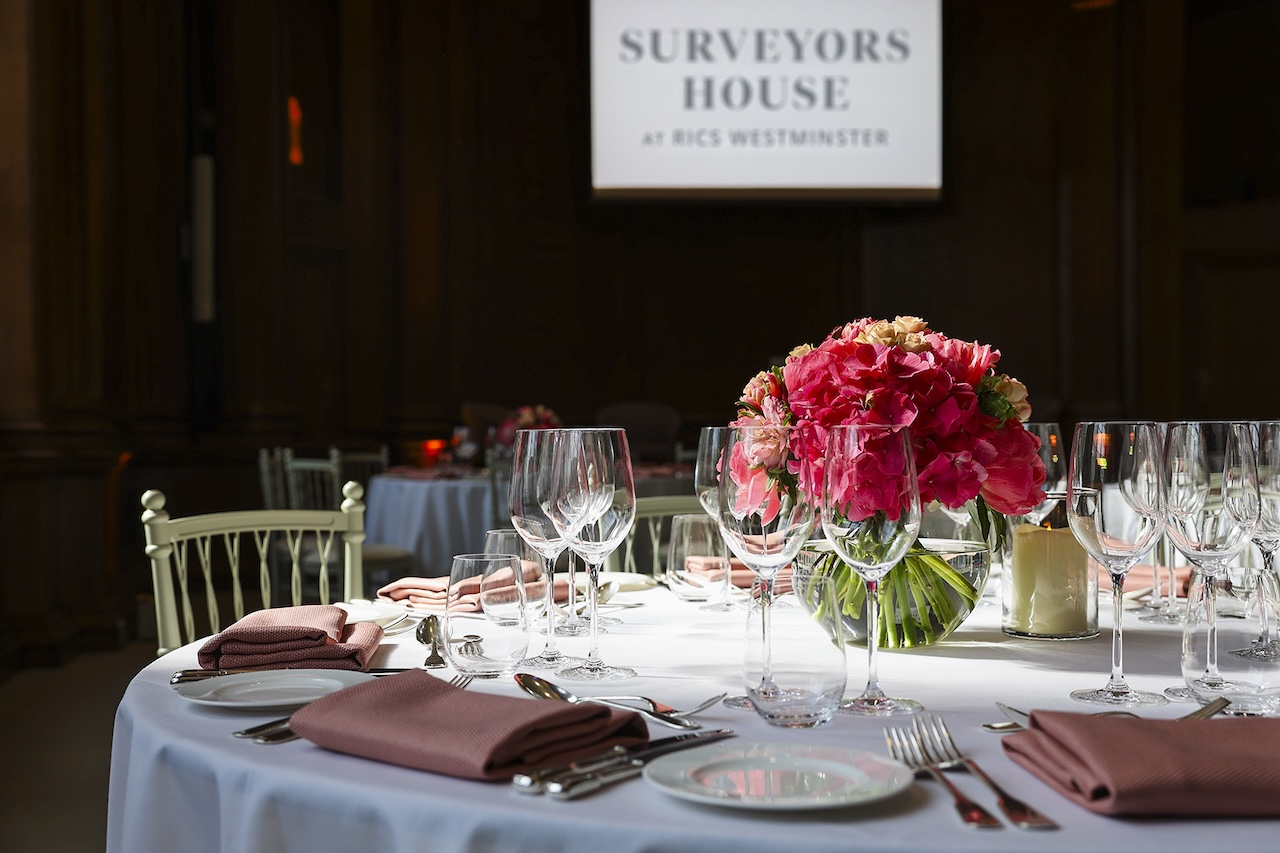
[
  {"xmin": 174, "ymin": 670, "xmax": 377, "ymax": 712},
  {"xmin": 339, "ymin": 600, "xmax": 419, "ymax": 634},
  {"xmin": 643, "ymin": 742, "xmax": 914, "ymax": 811},
  {"xmin": 557, "ymin": 571, "xmax": 658, "ymax": 593},
  {"xmin": 340, "ymin": 599, "xmax": 410, "ymax": 626}
]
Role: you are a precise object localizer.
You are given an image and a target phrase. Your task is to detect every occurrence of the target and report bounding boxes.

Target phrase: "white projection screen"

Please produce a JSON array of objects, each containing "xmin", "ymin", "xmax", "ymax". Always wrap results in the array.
[{"xmin": 589, "ymin": 0, "xmax": 942, "ymax": 201}]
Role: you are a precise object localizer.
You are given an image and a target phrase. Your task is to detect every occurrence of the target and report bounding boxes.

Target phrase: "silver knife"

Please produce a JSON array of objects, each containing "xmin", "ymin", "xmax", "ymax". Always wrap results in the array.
[
  {"xmin": 543, "ymin": 729, "xmax": 735, "ymax": 800},
  {"xmin": 511, "ymin": 729, "xmax": 726, "ymax": 794},
  {"xmin": 171, "ymin": 667, "xmax": 409, "ymax": 685},
  {"xmin": 996, "ymin": 702, "xmax": 1032, "ymax": 729}
]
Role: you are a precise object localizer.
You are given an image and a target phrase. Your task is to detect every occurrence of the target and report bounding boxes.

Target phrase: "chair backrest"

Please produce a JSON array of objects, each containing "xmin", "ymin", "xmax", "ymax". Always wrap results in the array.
[
  {"xmin": 141, "ymin": 482, "xmax": 369, "ymax": 656},
  {"xmin": 605, "ymin": 494, "xmax": 703, "ymax": 574},
  {"xmin": 335, "ymin": 444, "xmax": 390, "ymax": 491},
  {"xmin": 486, "ymin": 447, "xmax": 513, "ymax": 528},
  {"xmin": 258, "ymin": 447, "xmax": 288, "ymax": 509},
  {"xmin": 283, "ymin": 447, "xmax": 344, "ymax": 510},
  {"xmin": 596, "ymin": 401, "xmax": 682, "ymax": 462}
]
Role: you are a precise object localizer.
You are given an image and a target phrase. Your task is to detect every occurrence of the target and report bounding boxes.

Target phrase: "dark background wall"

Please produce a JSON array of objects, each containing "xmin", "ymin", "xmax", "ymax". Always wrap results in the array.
[{"xmin": 2, "ymin": 0, "xmax": 1277, "ymax": 672}]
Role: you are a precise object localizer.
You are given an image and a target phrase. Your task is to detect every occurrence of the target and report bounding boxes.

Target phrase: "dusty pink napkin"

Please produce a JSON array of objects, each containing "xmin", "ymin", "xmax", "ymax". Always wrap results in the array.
[
  {"xmin": 1002, "ymin": 711, "xmax": 1280, "ymax": 816},
  {"xmin": 685, "ymin": 557, "xmax": 793, "ymax": 594},
  {"xmin": 197, "ymin": 605, "xmax": 383, "ymax": 671},
  {"xmin": 1098, "ymin": 563, "xmax": 1192, "ymax": 595},
  {"xmin": 377, "ymin": 573, "xmax": 571, "ymax": 612},
  {"xmin": 289, "ymin": 670, "xmax": 649, "ymax": 780}
]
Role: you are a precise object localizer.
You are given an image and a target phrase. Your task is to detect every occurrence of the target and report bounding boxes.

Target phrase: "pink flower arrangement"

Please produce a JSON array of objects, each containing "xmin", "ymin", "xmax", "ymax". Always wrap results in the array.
[
  {"xmin": 734, "ymin": 316, "xmax": 1046, "ymax": 524},
  {"xmin": 495, "ymin": 405, "xmax": 562, "ymax": 447}
]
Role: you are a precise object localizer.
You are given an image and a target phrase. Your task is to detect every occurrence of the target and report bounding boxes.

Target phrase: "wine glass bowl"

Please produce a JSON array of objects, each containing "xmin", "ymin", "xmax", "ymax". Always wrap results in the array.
[
  {"xmin": 821, "ymin": 424, "xmax": 922, "ymax": 716},
  {"xmin": 1066, "ymin": 421, "xmax": 1167, "ymax": 707}
]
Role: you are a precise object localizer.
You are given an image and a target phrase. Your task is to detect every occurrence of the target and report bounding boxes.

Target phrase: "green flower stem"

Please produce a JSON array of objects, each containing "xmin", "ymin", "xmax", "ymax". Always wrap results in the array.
[{"xmin": 819, "ymin": 542, "xmax": 983, "ymax": 649}]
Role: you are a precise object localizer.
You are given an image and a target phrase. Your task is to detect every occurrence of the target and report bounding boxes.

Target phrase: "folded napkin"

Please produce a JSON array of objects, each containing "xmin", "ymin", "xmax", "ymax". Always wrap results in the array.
[
  {"xmin": 197, "ymin": 604, "xmax": 383, "ymax": 671},
  {"xmin": 685, "ymin": 557, "xmax": 793, "ymax": 594},
  {"xmin": 1002, "ymin": 711, "xmax": 1280, "ymax": 816},
  {"xmin": 289, "ymin": 670, "xmax": 649, "ymax": 781},
  {"xmin": 377, "ymin": 573, "xmax": 571, "ymax": 612},
  {"xmin": 1098, "ymin": 563, "xmax": 1192, "ymax": 595}
]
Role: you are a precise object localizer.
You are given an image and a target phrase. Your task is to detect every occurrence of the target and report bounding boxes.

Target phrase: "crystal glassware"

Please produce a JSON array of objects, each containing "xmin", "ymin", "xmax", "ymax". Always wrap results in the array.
[
  {"xmin": 717, "ymin": 424, "xmax": 817, "ymax": 714},
  {"xmin": 1066, "ymin": 421, "xmax": 1167, "ymax": 706},
  {"xmin": 1163, "ymin": 421, "xmax": 1261, "ymax": 705},
  {"xmin": 1239, "ymin": 420, "xmax": 1280, "ymax": 662},
  {"xmin": 441, "ymin": 553, "xmax": 530, "ymax": 678},
  {"xmin": 545, "ymin": 428, "xmax": 637, "ymax": 681},
  {"xmin": 482, "ymin": 527, "xmax": 581, "ymax": 669},
  {"xmin": 508, "ymin": 429, "xmax": 586, "ymax": 667},
  {"xmin": 694, "ymin": 426, "xmax": 736, "ymax": 612},
  {"xmin": 744, "ymin": 568, "xmax": 845, "ymax": 727},
  {"xmin": 821, "ymin": 424, "xmax": 922, "ymax": 716}
]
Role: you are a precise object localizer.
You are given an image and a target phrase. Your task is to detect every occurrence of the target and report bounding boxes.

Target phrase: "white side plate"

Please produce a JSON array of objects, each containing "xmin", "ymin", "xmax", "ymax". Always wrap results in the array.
[
  {"xmin": 174, "ymin": 670, "xmax": 377, "ymax": 712},
  {"xmin": 643, "ymin": 742, "xmax": 913, "ymax": 811}
]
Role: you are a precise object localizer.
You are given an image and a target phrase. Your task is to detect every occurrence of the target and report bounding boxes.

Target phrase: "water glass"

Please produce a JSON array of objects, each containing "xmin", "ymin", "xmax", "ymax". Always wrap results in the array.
[
  {"xmin": 442, "ymin": 553, "xmax": 530, "ymax": 677},
  {"xmin": 666, "ymin": 513, "xmax": 729, "ymax": 603},
  {"xmin": 744, "ymin": 571, "xmax": 845, "ymax": 727},
  {"xmin": 1182, "ymin": 566, "xmax": 1280, "ymax": 715}
]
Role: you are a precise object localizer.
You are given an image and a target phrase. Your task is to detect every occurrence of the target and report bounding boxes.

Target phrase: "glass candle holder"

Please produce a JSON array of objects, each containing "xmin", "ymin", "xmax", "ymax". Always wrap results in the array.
[{"xmin": 1001, "ymin": 494, "xmax": 1098, "ymax": 640}]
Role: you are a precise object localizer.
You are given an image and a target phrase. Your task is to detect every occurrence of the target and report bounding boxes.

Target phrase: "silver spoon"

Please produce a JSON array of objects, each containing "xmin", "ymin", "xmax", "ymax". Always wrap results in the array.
[
  {"xmin": 415, "ymin": 614, "xmax": 448, "ymax": 669},
  {"xmin": 513, "ymin": 673, "xmax": 701, "ymax": 730}
]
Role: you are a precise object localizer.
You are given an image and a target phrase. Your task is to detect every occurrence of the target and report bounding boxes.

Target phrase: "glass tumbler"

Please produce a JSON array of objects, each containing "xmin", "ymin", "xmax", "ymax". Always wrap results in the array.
[
  {"xmin": 744, "ymin": 571, "xmax": 845, "ymax": 727},
  {"xmin": 665, "ymin": 513, "xmax": 729, "ymax": 603},
  {"xmin": 442, "ymin": 553, "xmax": 530, "ymax": 678}
]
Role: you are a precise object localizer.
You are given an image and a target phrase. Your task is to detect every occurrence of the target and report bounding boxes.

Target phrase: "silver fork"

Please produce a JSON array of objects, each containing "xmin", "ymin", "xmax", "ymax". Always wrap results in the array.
[
  {"xmin": 913, "ymin": 713, "xmax": 1058, "ymax": 830},
  {"xmin": 885, "ymin": 724, "xmax": 1003, "ymax": 829},
  {"xmin": 241, "ymin": 673, "xmax": 474, "ymax": 743}
]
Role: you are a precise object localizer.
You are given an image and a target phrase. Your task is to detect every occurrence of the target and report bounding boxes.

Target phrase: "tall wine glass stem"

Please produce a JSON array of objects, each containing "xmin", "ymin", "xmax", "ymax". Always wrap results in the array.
[
  {"xmin": 1255, "ymin": 546, "xmax": 1277, "ymax": 652},
  {"xmin": 864, "ymin": 578, "xmax": 884, "ymax": 700},
  {"xmin": 564, "ymin": 553, "xmax": 582, "ymax": 629},
  {"xmin": 541, "ymin": 555, "xmax": 561, "ymax": 657},
  {"xmin": 1200, "ymin": 566, "xmax": 1224, "ymax": 688},
  {"xmin": 584, "ymin": 560, "xmax": 604, "ymax": 671},
  {"xmin": 757, "ymin": 575, "xmax": 774, "ymax": 691},
  {"xmin": 1106, "ymin": 573, "xmax": 1130, "ymax": 693}
]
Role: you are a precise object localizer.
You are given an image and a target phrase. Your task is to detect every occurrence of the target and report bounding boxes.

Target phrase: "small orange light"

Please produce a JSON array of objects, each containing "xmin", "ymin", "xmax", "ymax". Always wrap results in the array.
[{"xmin": 287, "ymin": 96, "xmax": 303, "ymax": 166}]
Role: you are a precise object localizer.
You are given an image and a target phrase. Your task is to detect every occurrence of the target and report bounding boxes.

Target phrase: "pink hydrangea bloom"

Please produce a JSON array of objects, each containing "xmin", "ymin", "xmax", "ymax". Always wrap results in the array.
[{"xmin": 735, "ymin": 316, "xmax": 1046, "ymax": 520}]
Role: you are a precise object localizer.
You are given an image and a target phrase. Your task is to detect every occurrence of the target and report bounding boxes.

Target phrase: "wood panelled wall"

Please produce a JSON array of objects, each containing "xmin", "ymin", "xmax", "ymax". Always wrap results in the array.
[{"xmin": 1, "ymin": 0, "xmax": 1277, "ymax": 672}]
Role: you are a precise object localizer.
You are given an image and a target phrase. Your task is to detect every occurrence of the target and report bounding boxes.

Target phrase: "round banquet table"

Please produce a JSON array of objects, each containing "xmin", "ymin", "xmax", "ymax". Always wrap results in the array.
[{"xmin": 108, "ymin": 581, "xmax": 1279, "ymax": 853}]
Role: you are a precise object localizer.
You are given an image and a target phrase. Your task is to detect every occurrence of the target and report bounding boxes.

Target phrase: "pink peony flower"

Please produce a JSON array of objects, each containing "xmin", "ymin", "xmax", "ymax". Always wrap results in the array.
[{"xmin": 736, "ymin": 316, "xmax": 1045, "ymax": 520}]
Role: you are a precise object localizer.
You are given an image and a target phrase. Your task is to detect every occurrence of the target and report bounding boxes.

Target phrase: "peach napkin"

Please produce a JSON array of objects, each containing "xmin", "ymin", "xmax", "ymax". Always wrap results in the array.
[
  {"xmin": 1002, "ymin": 711, "xmax": 1280, "ymax": 816},
  {"xmin": 685, "ymin": 557, "xmax": 793, "ymax": 594},
  {"xmin": 377, "ymin": 572, "xmax": 570, "ymax": 612},
  {"xmin": 289, "ymin": 670, "xmax": 649, "ymax": 781},
  {"xmin": 1098, "ymin": 563, "xmax": 1192, "ymax": 595},
  {"xmin": 196, "ymin": 604, "xmax": 383, "ymax": 671}
]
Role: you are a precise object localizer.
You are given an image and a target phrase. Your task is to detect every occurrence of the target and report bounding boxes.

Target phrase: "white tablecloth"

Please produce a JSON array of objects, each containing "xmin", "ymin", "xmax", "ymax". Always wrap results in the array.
[
  {"xmin": 365, "ymin": 474, "xmax": 495, "ymax": 576},
  {"xmin": 364, "ymin": 472, "xmax": 695, "ymax": 577},
  {"xmin": 108, "ymin": 583, "xmax": 1279, "ymax": 853}
]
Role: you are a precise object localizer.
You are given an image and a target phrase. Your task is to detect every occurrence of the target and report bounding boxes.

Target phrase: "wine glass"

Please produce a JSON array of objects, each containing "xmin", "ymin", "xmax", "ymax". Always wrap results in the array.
[
  {"xmin": 545, "ymin": 428, "xmax": 637, "ymax": 681},
  {"xmin": 1066, "ymin": 421, "xmax": 1167, "ymax": 707},
  {"xmin": 1024, "ymin": 422, "xmax": 1068, "ymax": 524},
  {"xmin": 1163, "ymin": 421, "xmax": 1261, "ymax": 705},
  {"xmin": 508, "ymin": 429, "xmax": 585, "ymax": 668},
  {"xmin": 717, "ymin": 424, "xmax": 817, "ymax": 715},
  {"xmin": 482, "ymin": 527, "xmax": 580, "ymax": 669},
  {"xmin": 1239, "ymin": 421, "xmax": 1280, "ymax": 662},
  {"xmin": 694, "ymin": 426, "xmax": 737, "ymax": 612},
  {"xmin": 822, "ymin": 424, "xmax": 922, "ymax": 716}
]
